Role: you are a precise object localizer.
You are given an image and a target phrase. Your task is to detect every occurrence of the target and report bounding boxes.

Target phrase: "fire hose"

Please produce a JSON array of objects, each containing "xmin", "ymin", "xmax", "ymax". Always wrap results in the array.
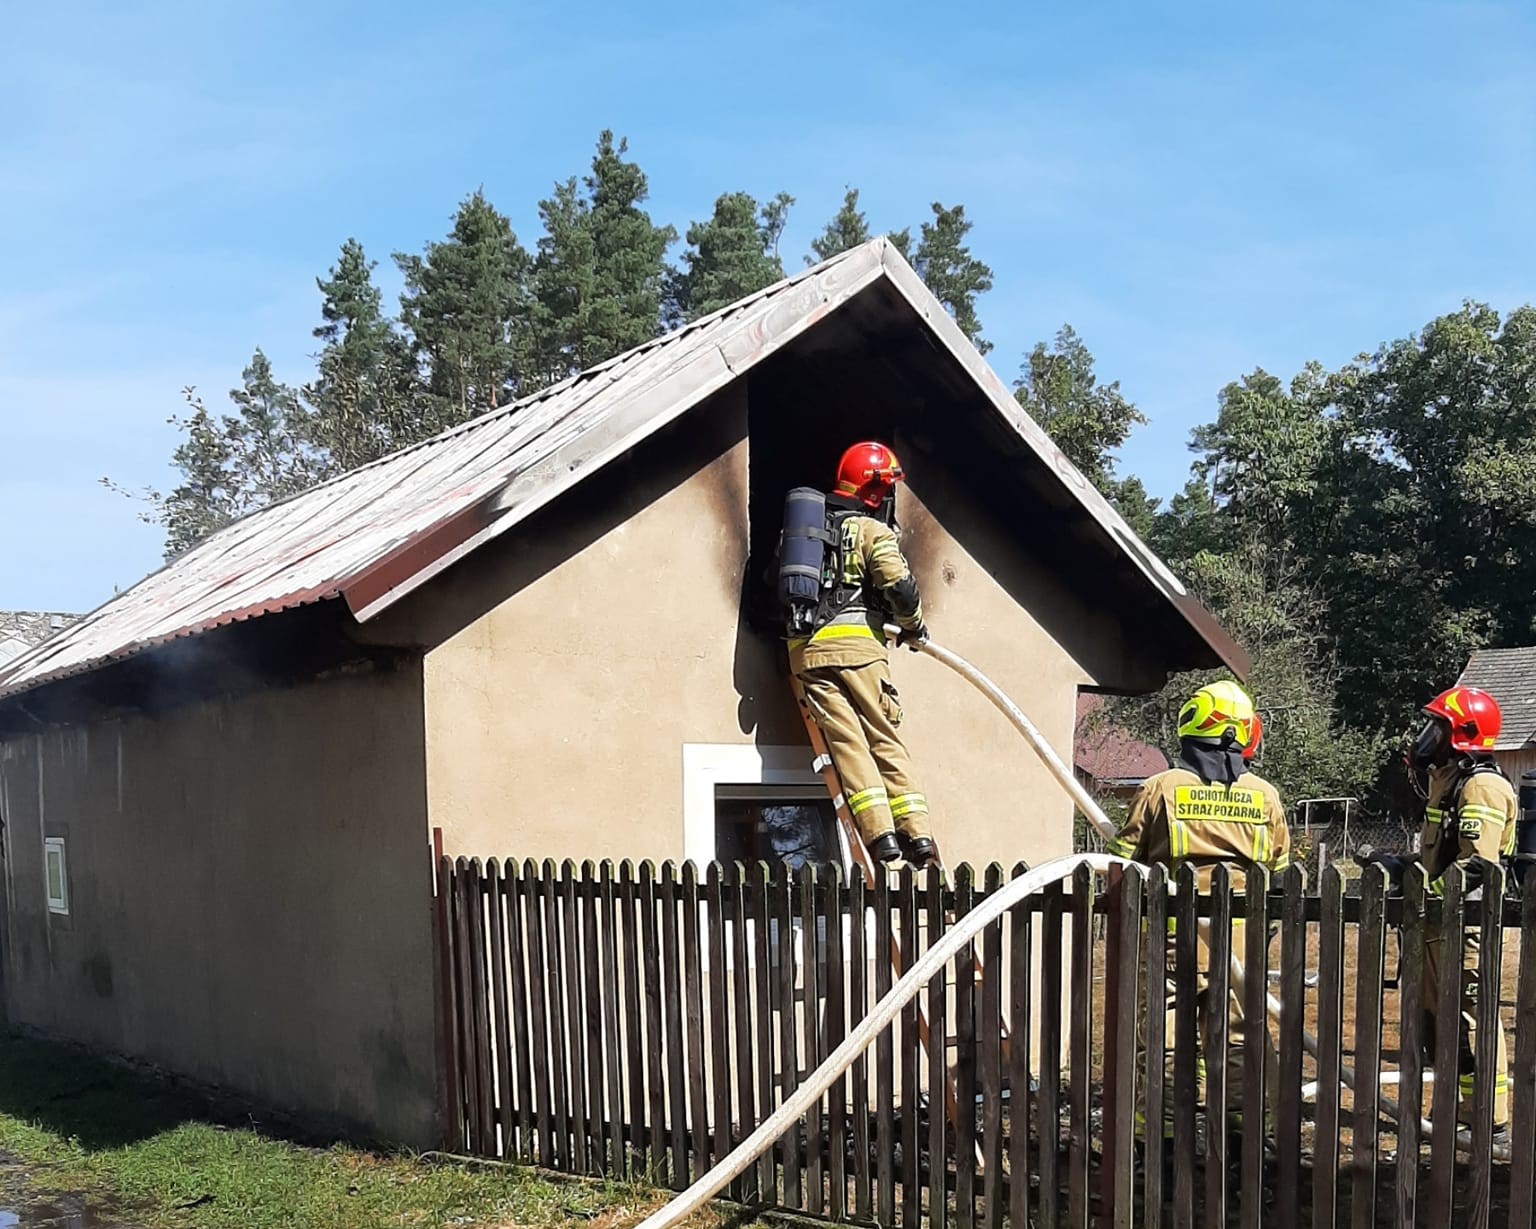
[{"xmin": 634, "ymin": 634, "xmax": 1503, "ymax": 1229}]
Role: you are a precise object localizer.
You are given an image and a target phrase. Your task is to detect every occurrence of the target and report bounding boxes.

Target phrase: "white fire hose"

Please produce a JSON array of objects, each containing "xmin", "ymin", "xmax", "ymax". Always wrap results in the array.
[{"xmin": 635, "ymin": 633, "xmax": 1500, "ymax": 1229}]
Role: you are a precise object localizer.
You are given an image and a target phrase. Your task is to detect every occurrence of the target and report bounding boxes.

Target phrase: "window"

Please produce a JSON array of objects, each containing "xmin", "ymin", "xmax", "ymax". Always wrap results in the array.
[
  {"xmin": 715, "ymin": 785, "xmax": 843, "ymax": 873},
  {"xmin": 44, "ymin": 837, "xmax": 69, "ymax": 915}
]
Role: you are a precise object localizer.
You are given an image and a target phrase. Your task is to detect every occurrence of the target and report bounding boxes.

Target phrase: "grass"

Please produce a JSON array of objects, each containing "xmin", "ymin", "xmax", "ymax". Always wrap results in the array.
[{"xmin": 0, "ymin": 1033, "xmax": 702, "ymax": 1229}]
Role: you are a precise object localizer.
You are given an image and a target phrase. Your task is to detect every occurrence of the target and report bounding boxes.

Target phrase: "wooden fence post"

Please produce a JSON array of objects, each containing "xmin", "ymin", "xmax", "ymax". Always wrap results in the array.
[
  {"xmin": 1314, "ymin": 865, "xmax": 1346, "ymax": 1229},
  {"xmin": 1396, "ymin": 866, "xmax": 1429, "ymax": 1227},
  {"xmin": 1468, "ymin": 862, "xmax": 1505, "ymax": 1229},
  {"xmin": 1509, "ymin": 881, "xmax": 1536, "ymax": 1229},
  {"xmin": 1350, "ymin": 865, "xmax": 1388, "ymax": 1229},
  {"xmin": 1428, "ymin": 866, "xmax": 1465, "ymax": 1229}
]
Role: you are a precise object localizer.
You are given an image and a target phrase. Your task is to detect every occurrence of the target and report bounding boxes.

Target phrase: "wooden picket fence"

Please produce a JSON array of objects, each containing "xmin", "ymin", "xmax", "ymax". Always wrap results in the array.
[{"xmin": 433, "ymin": 856, "xmax": 1536, "ymax": 1228}]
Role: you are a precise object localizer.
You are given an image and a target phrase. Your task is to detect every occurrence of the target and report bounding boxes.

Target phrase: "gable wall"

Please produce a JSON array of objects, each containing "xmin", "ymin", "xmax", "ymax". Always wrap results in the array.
[{"xmin": 400, "ymin": 383, "xmax": 1101, "ymax": 872}]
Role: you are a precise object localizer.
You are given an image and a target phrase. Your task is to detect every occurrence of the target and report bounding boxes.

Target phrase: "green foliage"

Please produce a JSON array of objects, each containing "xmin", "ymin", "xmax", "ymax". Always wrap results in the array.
[
  {"xmin": 395, "ymin": 189, "xmax": 533, "ymax": 425},
  {"xmin": 530, "ymin": 131, "xmax": 676, "ymax": 382},
  {"xmin": 890, "ymin": 202, "xmax": 993, "ymax": 352},
  {"xmin": 306, "ymin": 238, "xmax": 419, "ymax": 471},
  {"xmin": 808, "ymin": 188, "xmax": 871, "ymax": 263},
  {"xmin": 1015, "ymin": 324, "xmax": 1146, "ymax": 485},
  {"xmin": 669, "ymin": 190, "xmax": 793, "ymax": 322}
]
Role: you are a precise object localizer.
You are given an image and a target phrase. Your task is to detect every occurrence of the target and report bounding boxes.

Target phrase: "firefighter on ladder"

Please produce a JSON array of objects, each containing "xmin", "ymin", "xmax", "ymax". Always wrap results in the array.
[
  {"xmin": 784, "ymin": 441, "xmax": 939, "ymax": 868},
  {"xmin": 1405, "ymin": 685, "xmax": 1514, "ymax": 1140},
  {"xmin": 1108, "ymin": 680, "xmax": 1291, "ymax": 1154}
]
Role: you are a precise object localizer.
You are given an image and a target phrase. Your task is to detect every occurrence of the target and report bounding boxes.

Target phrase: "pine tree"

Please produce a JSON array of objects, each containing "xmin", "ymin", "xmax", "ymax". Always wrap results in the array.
[
  {"xmin": 306, "ymin": 238, "xmax": 419, "ymax": 470},
  {"xmin": 395, "ymin": 190, "xmax": 532, "ymax": 428},
  {"xmin": 530, "ymin": 131, "xmax": 676, "ymax": 382},
  {"xmin": 891, "ymin": 203, "xmax": 994, "ymax": 352},
  {"xmin": 668, "ymin": 191, "xmax": 794, "ymax": 322},
  {"xmin": 808, "ymin": 188, "xmax": 871, "ymax": 263}
]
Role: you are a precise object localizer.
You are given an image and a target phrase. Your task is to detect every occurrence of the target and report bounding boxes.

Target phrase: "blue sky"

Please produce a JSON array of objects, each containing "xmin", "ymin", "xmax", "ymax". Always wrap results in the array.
[{"xmin": 2, "ymin": 1, "xmax": 1533, "ymax": 612}]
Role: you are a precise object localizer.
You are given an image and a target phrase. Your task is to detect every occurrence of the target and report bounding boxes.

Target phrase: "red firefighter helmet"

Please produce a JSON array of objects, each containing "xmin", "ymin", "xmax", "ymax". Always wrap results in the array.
[
  {"xmin": 1242, "ymin": 711, "xmax": 1263, "ymax": 762},
  {"xmin": 835, "ymin": 441, "xmax": 905, "ymax": 509},
  {"xmin": 1422, "ymin": 686, "xmax": 1501, "ymax": 753}
]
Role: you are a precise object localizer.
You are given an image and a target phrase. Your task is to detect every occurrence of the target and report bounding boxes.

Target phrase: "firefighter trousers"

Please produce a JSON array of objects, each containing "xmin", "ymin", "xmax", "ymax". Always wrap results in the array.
[
  {"xmin": 796, "ymin": 659, "xmax": 932, "ymax": 845},
  {"xmin": 1423, "ymin": 922, "xmax": 1510, "ymax": 1128}
]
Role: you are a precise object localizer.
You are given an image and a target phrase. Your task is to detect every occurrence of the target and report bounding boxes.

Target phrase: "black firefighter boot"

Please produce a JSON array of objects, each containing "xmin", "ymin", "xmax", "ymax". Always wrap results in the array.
[
  {"xmin": 899, "ymin": 834, "xmax": 940, "ymax": 868},
  {"xmin": 869, "ymin": 833, "xmax": 902, "ymax": 864}
]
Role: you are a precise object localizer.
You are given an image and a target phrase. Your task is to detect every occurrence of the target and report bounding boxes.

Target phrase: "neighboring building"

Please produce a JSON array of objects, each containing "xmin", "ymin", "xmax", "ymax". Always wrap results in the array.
[
  {"xmin": 1073, "ymin": 694, "xmax": 1169, "ymax": 801},
  {"xmin": 0, "ymin": 611, "xmax": 78, "ymax": 670},
  {"xmin": 0, "ymin": 239, "xmax": 1244, "ymax": 1147},
  {"xmin": 1457, "ymin": 646, "xmax": 1536, "ymax": 780}
]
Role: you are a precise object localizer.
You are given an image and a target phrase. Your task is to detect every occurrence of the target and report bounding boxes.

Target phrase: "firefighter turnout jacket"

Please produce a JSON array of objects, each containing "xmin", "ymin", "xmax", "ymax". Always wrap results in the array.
[
  {"xmin": 1420, "ymin": 760, "xmax": 1518, "ymax": 891},
  {"xmin": 1108, "ymin": 766, "xmax": 1292, "ymax": 887},
  {"xmin": 788, "ymin": 512, "xmax": 924, "ymax": 674}
]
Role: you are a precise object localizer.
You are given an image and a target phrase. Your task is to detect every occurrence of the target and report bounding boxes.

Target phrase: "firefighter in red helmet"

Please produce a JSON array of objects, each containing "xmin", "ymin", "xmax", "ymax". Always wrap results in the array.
[
  {"xmin": 1408, "ymin": 685, "xmax": 1515, "ymax": 1135},
  {"xmin": 786, "ymin": 442, "xmax": 938, "ymax": 867}
]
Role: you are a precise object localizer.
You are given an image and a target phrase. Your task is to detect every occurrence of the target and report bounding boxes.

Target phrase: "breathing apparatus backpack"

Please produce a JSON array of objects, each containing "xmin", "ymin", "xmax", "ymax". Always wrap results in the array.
[
  {"xmin": 776, "ymin": 487, "xmax": 863, "ymax": 639},
  {"xmin": 1516, "ymin": 771, "xmax": 1536, "ymax": 895}
]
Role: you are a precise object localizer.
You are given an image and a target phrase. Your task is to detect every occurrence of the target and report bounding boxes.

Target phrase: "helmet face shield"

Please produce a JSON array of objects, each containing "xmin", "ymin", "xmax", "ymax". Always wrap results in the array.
[{"xmin": 1409, "ymin": 716, "xmax": 1451, "ymax": 771}]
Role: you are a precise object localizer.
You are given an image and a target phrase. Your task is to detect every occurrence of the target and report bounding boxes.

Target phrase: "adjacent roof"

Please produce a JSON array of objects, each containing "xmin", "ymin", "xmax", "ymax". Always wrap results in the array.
[
  {"xmin": 1073, "ymin": 695, "xmax": 1168, "ymax": 785},
  {"xmin": 1456, "ymin": 647, "xmax": 1536, "ymax": 750},
  {"xmin": 0, "ymin": 239, "xmax": 1246, "ymax": 703},
  {"xmin": 0, "ymin": 611, "xmax": 79, "ymax": 670}
]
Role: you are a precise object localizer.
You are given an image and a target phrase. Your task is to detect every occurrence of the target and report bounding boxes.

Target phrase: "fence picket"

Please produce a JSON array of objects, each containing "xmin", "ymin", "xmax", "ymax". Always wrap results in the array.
[
  {"xmin": 981, "ymin": 864, "xmax": 1005, "ymax": 1229},
  {"xmin": 751, "ymin": 864, "xmax": 777, "ymax": 1204},
  {"xmin": 1068, "ymin": 862, "xmax": 1094, "ymax": 1229},
  {"xmin": 1428, "ymin": 866, "xmax": 1465, "ymax": 1229},
  {"xmin": 464, "ymin": 859, "xmax": 495, "ymax": 1156},
  {"xmin": 1314, "ymin": 865, "xmax": 1346, "ymax": 1229},
  {"xmin": 902, "ymin": 867, "xmax": 922, "ymax": 1228},
  {"xmin": 1239, "ymin": 865, "xmax": 1269, "ymax": 1229},
  {"xmin": 931, "ymin": 870, "xmax": 952, "ymax": 1229},
  {"xmin": 729, "ymin": 865, "xmax": 758, "ymax": 1201},
  {"xmin": 800, "ymin": 867, "xmax": 824, "ymax": 1217},
  {"xmin": 659, "ymin": 862, "xmax": 688, "ymax": 1189},
  {"xmin": 1202, "ymin": 865, "xmax": 1231, "ymax": 1229},
  {"xmin": 851, "ymin": 871, "xmax": 872, "ymax": 1221},
  {"xmin": 954, "ymin": 865, "xmax": 979, "ymax": 1229},
  {"xmin": 435, "ymin": 856, "xmax": 464, "ymax": 1152},
  {"xmin": 682, "ymin": 862, "xmax": 709, "ymax": 1185},
  {"xmin": 1274, "ymin": 867, "xmax": 1306, "ymax": 1228},
  {"xmin": 1111, "ymin": 866, "xmax": 1143, "ymax": 1229},
  {"xmin": 823, "ymin": 865, "xmax": 848, "ymax": 1221},
  {"xmin": 1040, "ymin": 879, "xmax": 1065, "ymax": 1229},
  {"xmin": 599, "ymin": 862, "xmax": 625, "ymax": 1177},
  {"xmin": 779, "ymin": 867, "xmax": 803, "ymax": 1208},
  {"xmin": 1395, "ymin": 867, "xmax": 1428, "ymax": 1228},
  {"xmin": 1142, "ymin": 863, "xmax": 1169, "ymax": 1228},
  {"xmin": 560, "ymin": 862, "xmax": 590, "ymax": 1174},
  {"xmin": 1172, "ymin": 864, "xmax": 1198, "ymax": 1229},
  {"xmin": 525, "ymin": 859, "xmax": 554, "ymax": 1167},
  {"xmin": 705, "ymin": 865, "xmax": 732, "ymax": 1178},
  {"xmin": 1350, "ymin": 866, "xmax": 1388, "ymax": 1229},
  {"xmin": 542, "ymin": 860, "xmax": 571, "ymax": 1169},
  {"xmin": 580, "ymin": 862, "xmax": 606, "ymax": 1174},
  {"xmin": 639, "ymin": 861, "xmax": 667, "ymax": 1180},
  {"xmin": 1510, "ymin": 881, "xmax": 1536, "ymax": 1229},
  {"xmin": 1008, "ymin": 863, "xmax": 1033, "ymax": 1229},
  {"xmin": 487, "ymin": 860, "xmax": 515, "ymax": 1160},
  {"xmin": 1468, "ymin": 863, "xmax": 1505, "ymax": 1229},
  {"xmin": 618, "ymin": 861, "xmax": 645, "ymax": 1176},
  {"xmin": 875, "ymin": 868, "xmax": 896, "ymax": 1227}
]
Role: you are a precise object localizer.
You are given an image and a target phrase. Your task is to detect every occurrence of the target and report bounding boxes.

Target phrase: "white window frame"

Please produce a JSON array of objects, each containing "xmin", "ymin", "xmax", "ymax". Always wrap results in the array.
[
  {"xmin": 44, "ymin": 836, "xmax": 69, "ymax": 915},
  {"xmin": 682, "ymin": 744, "xmax": 864, "ymax": 971}
]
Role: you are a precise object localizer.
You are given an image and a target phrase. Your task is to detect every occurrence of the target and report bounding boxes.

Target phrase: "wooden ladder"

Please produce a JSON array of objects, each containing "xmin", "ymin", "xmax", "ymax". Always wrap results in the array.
[{"xmin": 790, "ymin": 674, "xmax": 1009, "ymax": 1168}]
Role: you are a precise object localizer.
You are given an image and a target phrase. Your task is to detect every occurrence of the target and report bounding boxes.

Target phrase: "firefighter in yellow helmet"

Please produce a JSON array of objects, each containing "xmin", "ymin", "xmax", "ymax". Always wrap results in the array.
[
  {"xmin": 782, "ymin": 442, "xmax": 937, "ymax": 868},
  {"xmin": 1406, "ymin": 685, "xmax": 1515, "ymax": 1136},
  {"xmin": 1109, "ymin": 680, "xmax": 1291, "ymax": 1147}
]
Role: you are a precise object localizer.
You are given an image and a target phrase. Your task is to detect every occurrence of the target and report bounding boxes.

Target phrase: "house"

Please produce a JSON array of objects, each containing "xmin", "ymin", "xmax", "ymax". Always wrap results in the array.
[
  {"xmin": 1073, "ymin": 694, "xmax": 1168, "ymax": 801},
  {"xmin": 0, "ymin": 239, "xmax": 1244, "ymax": 1147},
  {"xmin": 0, "ymin": 611, "xmax": 78, "ymax": 670},
  {"xmin": 1456, "ymin": 646, "xmax": 1536, "ymax": 781}
]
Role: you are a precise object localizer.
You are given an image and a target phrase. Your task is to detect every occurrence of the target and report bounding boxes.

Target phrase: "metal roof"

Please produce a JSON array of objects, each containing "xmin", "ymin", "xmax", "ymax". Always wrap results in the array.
[
  {"xmin": 1457, "ymin": 646, "xmax": 1536, "ymax": 749},
  {"xmin": 0, "ymin": 238, "xmax": 1245, "ymax": 703}
]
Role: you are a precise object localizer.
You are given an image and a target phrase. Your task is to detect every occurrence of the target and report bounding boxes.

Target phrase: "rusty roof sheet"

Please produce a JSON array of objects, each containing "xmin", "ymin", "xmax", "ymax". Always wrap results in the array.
[{"xmin": 0, "ymin": 238, "xmax": 1245, "ymax": 702}]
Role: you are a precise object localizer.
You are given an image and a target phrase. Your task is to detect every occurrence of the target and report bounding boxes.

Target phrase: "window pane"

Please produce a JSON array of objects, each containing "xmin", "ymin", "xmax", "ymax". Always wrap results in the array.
[
  {"xmin": 46, "ymin": 849, "xmax": 64, "ymax": 904},
  {"xmin": 715, "ymin": 797, "xmax": 838, "ymax": 872}
]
